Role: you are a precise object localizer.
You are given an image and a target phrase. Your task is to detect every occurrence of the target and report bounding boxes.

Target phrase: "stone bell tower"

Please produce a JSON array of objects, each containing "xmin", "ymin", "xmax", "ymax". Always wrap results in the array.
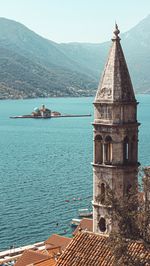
[{"xmin": 92, "ymin": 24, "xmax": 140, "ymax": 235}]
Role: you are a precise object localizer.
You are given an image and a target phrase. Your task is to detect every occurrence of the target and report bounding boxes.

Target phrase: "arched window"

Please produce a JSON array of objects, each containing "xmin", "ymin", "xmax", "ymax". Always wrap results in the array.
[
  {"xmin": 101, "ymin": 183, "xmax": 105, "ymax": 203},
  {"xmin": 104, "ymin": 136, "xmax": 112, "ymax": 164},
  {"xmin": 95, "ymin": 135, "xmax": 103, "ymax": 164},
  {"xmin": 123, "ymin": 136, "xmax": 129, "ymax": 163},
  {"xmin": 99, "ymin": 217, "xmax": 106, "ymax": 232}
]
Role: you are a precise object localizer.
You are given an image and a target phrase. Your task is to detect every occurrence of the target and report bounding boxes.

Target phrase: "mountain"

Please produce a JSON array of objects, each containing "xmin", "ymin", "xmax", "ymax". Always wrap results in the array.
[
  {"xmin": 120, "ymin": 14, "xmax": 150, "ymax": 93},
  {"xmin": 0, "ymin": 16, "xmax": 150, "ymax": 99},
  {"xmin": 60, "ymin": 14, "xmax": 150, "ymax": 94},
  {"xmin": 0, "ymin": 17, "xmax": 97, "ymax": 99}
]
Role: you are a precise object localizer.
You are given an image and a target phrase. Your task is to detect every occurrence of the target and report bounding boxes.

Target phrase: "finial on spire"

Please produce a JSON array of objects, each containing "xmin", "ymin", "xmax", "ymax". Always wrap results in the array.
[{"xmin": 112, "ymin": 23, "xmax": 120, "ymax": 40}]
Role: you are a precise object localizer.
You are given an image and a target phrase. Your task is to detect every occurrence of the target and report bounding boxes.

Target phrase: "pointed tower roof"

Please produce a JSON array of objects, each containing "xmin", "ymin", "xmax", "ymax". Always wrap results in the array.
[{"xmin": 95, "ymin": 24, "xmax": 136, "ymax": 103}]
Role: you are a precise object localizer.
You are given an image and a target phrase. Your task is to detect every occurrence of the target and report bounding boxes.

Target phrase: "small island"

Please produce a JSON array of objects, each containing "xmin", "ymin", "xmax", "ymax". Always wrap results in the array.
[
  {"xmin": 31, "ymin": 104, "xmax": 61, "ymax": 118},
  {"xmin": 10, "ymin": 104, "xmax": 91, "ymax": 119}
]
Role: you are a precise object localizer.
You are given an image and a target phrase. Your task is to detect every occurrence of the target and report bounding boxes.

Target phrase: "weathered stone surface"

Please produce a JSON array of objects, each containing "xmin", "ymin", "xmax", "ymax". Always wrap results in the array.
[{"xmin": 95, "ymin": 26, "xmax": 136, "ymax": 103}]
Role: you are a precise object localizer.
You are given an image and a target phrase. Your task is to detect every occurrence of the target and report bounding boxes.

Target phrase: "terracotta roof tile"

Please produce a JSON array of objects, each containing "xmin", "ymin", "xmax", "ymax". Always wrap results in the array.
[
  {"xmin": 32, "ymin": 257, "xmax": 56, "ymax": 266},
  {"xmin": 15, "ymin": 249, "xmax": 50, "ymax": 266},
  {"xmin": 73, "ymin": 218, "xmax": 93, "ymax": 236},
  {"xmin": 45, "ymin": 234, "xmax": 71, "ymax": 251},
  {"xmin": 56, "ymin": 232, "xmax": 150, "ymax": 266}
]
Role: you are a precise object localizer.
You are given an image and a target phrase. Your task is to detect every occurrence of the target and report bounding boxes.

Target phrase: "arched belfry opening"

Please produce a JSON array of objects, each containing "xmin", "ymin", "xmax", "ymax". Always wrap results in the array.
[
  {"xmin": 99, "ymin": 217, "xmax": 106, "ymax": 232},
  {"xmin": 95, "ymin": 135, "xmax": 103, "ymax": 164},
  {"xmin": 123, "ymin": 136, "xmax": 129, "ymax": 163},
  {"xmin": 104, "ymin": 136, "xmax": 112, "ymax": 164}
]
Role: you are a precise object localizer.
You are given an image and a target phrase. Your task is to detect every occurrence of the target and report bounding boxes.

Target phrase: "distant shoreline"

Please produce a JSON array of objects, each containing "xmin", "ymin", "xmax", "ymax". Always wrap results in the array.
[
  {"xmin": 0, "ymin": 95, "xmax": 95, "ymax": 101},
  {"xmin": 0, "ymin": 93, "xmax": 148, "ymax": 101}
]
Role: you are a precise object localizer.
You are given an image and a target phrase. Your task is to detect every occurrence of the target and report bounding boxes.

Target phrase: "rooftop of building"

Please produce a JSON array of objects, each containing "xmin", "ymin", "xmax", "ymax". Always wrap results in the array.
[
  {"xmin": 14, "ymin": 249, "xmax": 50, "ymax": 266},
  {"xmin": 31, "ymin": 257, "xmax": 56, "ymax": 266},
  {"xmin": 56, "ymin": 231, "xmax": 150, "ymax": 266},
  {"xmin": 44, "ymin": 234, "xmax": 71, "ymax": 251},
  {"xmin": 72, "ymin": 218, "xmax": 93, "ymax": 236}
]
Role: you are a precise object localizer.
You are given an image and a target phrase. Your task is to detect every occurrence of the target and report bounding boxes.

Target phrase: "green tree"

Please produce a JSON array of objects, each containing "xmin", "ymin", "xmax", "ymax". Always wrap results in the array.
[{"xmin": 105, "ymin": 168, "xmax": 150, "ymax": 265}]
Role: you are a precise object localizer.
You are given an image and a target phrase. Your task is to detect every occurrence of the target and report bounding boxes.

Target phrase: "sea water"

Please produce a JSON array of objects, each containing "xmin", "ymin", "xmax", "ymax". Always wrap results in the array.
[{"xmin": 0, "ymin": 95, "xmax": 149, "ymax": 251}]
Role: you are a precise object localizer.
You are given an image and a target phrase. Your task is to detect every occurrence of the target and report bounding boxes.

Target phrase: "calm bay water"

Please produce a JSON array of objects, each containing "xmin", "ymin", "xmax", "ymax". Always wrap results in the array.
[{"xmin": 0, "ymin": 95, "xmax": 150, "ymax": 251}]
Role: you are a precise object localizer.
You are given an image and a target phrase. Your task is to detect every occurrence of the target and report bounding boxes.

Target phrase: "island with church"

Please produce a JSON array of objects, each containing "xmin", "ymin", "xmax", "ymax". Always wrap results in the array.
[
  {"xmin": 1, "ymin": 25, "xmax": 150, "ymax": 266},
  {"xmin": 10, "ymin": 104, "xmax": 91, "ymax": 119}
]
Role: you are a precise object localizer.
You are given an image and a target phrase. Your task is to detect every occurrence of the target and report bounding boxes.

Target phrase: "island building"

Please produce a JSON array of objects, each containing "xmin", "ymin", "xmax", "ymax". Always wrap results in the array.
[
  {"xmin": 31, "ymin": 104, "xmax": 61, "ymax": 118},
  {"xmin": 32, "ymin": 104, "xmax": 52, "ymax": 117}
]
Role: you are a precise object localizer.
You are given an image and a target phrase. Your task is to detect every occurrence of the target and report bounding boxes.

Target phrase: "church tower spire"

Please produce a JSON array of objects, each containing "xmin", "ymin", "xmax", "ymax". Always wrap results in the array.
[
  {"xmin": 95, "ymin": 23, "xmax": 135, "ymax": 104},
  {"xmin": 93, "ymin": 25, "xmax": 139, "ymax": 235}
]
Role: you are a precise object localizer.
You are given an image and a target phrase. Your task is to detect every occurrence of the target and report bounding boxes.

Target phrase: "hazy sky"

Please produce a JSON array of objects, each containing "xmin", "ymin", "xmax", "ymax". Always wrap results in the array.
[{"xmin": 0, "ymin": 0, "xmax": 149, "ymax": 43}]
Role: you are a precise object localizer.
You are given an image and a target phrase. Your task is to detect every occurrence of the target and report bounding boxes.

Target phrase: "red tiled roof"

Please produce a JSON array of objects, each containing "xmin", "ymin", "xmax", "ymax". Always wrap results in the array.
[
  {"xmin": 73, "ymin": 218, "xmax": 93, "ymax": 236},
  {"xmin": 32, "ymin": 257, "xmax": 56, "ymax": 266},
  {"xmin": 56, "ymin": 232, "xmax": 150, "ymax": 266},
  {"xmin": 45, "ymin": 234, "xmax": 71, "ymax": 251},
  {"xmin": 15, "ymin": 249, "xmax": 50, "ymax": 266}
]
